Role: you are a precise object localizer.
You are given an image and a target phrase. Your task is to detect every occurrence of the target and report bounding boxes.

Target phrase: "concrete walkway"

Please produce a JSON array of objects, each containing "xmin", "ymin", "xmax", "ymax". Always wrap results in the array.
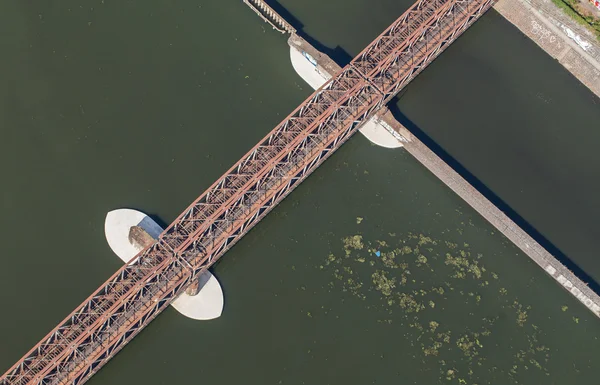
[{"xmin": 403, "ymin": 135, "xmax": 600, "ymax": 318}]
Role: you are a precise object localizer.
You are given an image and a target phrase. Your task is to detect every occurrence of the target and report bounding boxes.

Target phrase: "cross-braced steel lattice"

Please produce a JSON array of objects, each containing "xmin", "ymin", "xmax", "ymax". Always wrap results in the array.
[{"xmin": 0, "ymin": 0, "xmax": 494, "ymax": 384}]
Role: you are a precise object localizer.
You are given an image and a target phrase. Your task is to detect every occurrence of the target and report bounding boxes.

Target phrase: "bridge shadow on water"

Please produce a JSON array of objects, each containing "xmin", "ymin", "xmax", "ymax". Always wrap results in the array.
[
  {"xmin": 388, "ymin": 103, "xmax": 600, "ymax": 295},
  {"xmin": 264, "ymin": 0, "xmax": 353, "ymax": 66}
]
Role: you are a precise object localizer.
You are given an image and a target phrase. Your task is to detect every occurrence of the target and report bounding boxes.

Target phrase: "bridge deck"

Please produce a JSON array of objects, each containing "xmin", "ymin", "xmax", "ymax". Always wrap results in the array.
[{"xmin": 0, "ymin": 0, "xmax": 494, "ymax": 384}]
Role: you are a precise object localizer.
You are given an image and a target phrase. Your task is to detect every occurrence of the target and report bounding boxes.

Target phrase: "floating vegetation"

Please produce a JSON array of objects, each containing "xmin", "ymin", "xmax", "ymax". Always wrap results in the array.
[
  {"xmin": 323, "ymin": 229, "xmax": 554, "ymax": 384},
  {"xmin": 372, "ymin": 270, "xmax": 395, "ymax": 296},
  {"xmin": 398, "ymin": 293, "xmax": 424, "ymax": 312},
  {"xmin": 513, "ymin": 301, "xmax": 530, "ymax": 327},
  {"xmin": 445, "ymin": 253, "xmax": 483, "ymax": 279},
  {"xmin": 356, "ymin": 217, "xmax": 363, "ymax": 224},
  {"xmin": 342, "ymin": 235, "xmax": 364, "ymax": 253}
]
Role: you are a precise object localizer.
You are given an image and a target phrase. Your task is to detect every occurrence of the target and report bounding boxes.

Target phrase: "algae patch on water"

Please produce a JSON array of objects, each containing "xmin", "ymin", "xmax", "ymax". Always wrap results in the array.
[{"xmin": 322, "ymin": 230, "xmax": 553, "ymax": 384}]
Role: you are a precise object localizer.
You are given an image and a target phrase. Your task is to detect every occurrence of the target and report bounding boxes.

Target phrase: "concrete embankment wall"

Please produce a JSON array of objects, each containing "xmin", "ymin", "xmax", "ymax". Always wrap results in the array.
[
  {"xmin": 494, "ymin": 0, "xmax": 600, "ymax": 98},
  {"xmin": 402, "ymin": 134, "xmax": 600, "ymax": 318}
]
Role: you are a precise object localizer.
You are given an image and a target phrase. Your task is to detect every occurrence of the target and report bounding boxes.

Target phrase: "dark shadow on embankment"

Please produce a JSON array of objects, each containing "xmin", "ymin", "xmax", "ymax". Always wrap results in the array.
[
  {"xmin": 265, "ymin": 0, "xmax": 353, "ymax": 66},
  {"xmin": 388, "ymin": 102, "xmax": 600, "ymax": 294}
]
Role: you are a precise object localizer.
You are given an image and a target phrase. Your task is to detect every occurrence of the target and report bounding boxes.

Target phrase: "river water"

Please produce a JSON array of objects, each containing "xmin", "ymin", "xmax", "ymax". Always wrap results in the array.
[{"xmin": 1, "ymin": 0, "xmax": 599, "ymax": 384}]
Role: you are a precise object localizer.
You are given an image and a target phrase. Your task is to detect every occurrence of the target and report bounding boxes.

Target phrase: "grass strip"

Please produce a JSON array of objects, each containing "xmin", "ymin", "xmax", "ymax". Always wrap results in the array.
[{"xmin": 549, "ymin": 0, "xmax": 600, "ymax": 41}]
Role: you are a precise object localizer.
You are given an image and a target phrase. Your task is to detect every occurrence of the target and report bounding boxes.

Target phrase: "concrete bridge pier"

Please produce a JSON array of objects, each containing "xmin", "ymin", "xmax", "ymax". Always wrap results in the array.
[
  {"xmin": 186, "ymin": 278, "xmax": 201, "ymax": 296},
  {"xmin": 105, "ymin": 209, "xmax": 225, "ymax": 320},
  {"xmin": 287, "ymin": 34, "xmax": 406, "ymax": 149}
]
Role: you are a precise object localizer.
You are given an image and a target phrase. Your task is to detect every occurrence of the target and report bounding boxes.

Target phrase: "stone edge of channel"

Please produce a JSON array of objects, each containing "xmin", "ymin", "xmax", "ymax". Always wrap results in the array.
[{"xmin": 402, "ymin": 136, "xmax": 600, "ymax": 318}]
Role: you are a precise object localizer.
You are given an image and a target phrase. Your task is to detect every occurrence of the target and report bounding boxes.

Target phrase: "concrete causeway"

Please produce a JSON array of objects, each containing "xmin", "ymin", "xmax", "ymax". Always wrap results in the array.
[{"xmin": 403, "ymin": 135, "xmax": 600, "ymax": 318}]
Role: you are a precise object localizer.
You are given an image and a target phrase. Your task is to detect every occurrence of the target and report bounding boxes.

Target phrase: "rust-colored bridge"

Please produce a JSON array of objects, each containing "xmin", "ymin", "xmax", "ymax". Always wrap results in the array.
[{"xmin": 1, "ymin": 0, "xmax": 493, "ymax": 384}]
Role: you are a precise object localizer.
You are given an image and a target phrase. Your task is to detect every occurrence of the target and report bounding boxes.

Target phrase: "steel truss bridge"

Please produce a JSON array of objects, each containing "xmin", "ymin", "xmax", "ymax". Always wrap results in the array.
[{"xmin": 1, "ymin": 0, "xmax": 494, "ymax": 383}]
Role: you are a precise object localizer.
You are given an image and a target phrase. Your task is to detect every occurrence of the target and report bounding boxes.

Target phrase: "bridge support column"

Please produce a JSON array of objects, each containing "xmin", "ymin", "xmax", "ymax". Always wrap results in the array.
[{"xmin": 186, "ymin": 278, "xmax": 200, "ymax": 296}]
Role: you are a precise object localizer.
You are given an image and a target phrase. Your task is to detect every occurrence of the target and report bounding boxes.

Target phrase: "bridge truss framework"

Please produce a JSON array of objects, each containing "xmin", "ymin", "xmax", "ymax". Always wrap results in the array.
[{"xmin": 1, "ymin": 0, "xmax": 494, "ymax": 384}]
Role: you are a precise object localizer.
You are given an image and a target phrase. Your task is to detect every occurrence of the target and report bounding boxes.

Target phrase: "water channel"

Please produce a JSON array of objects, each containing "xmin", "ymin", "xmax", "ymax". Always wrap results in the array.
[{"xmin": 0, "ymin": 0, "xmax": 599, "ymax": 384}]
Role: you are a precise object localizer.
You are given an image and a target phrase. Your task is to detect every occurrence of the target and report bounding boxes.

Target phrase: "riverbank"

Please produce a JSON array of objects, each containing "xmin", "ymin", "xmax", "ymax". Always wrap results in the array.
[{"xmin": 494, "ymin": 0, "xmax": 600, "ymax": 97}]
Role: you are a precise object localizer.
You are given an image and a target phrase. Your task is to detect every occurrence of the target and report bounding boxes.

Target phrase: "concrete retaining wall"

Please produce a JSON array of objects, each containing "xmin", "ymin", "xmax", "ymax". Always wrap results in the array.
[{"xmin": 402, "ymin": 134, "xmax": 600, "ymax": 318}]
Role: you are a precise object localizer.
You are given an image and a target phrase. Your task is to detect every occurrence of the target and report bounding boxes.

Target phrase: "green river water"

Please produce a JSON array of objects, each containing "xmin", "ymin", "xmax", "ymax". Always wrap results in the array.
[{"xmin": 1, "ymin": 1, "xmax": 599, "ymax": 384}]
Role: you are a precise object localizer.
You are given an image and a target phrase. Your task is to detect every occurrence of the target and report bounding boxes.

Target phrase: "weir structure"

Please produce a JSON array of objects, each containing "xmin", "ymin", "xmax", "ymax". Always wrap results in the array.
[{"xmin": 0, "ymin": 0, "xmax": 495, "ymax": 384}]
